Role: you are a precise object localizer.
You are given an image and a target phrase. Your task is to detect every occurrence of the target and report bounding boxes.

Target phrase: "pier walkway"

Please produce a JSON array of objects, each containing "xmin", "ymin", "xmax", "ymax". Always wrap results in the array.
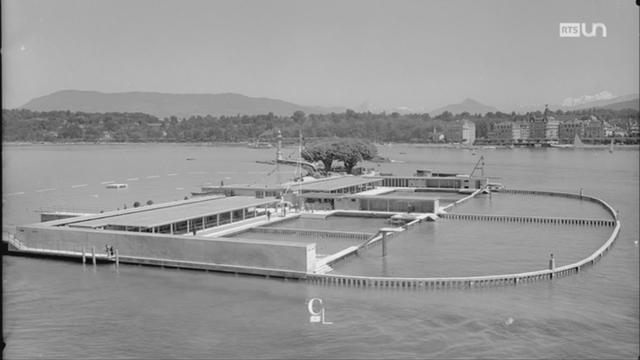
[{"xmin": 4, "ymin": 231, "xmax": 114, "ymax": 263}]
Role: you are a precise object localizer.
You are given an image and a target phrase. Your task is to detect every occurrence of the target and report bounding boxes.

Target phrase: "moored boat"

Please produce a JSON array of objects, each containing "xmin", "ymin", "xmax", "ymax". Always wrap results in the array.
[{"xmin": 106, "ymin": 183, "xmax": 128, "ymax": 189}]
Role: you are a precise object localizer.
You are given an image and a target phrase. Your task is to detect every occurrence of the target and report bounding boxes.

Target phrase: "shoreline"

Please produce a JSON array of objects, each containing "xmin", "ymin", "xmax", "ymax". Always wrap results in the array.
[{"xmin": 2, "ymin": 141, "xmax": 639, "ymax": 150}]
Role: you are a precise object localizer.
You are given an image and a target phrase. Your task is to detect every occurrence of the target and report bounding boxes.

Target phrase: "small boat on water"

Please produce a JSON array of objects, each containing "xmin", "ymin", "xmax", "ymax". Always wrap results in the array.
[{"xmin": 106, "ymin": 183, "xmax": 128, "ymax": 189}]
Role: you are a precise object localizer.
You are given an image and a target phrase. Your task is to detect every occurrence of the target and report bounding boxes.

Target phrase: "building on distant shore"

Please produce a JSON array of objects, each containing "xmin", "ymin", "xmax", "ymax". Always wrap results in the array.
[
  {"xmin": 482, "ymin": 107, "xmax": 633, "ymax": 145},
  {"xmin": 603, "ymin": 121, "xmax": 628, "ymax": 137},
  {"xmin": 444, "ymin": 119, "xmax": 475, "ymax": 144},
  {"xmin": 488, "ymin": 121, "xmax": 521, "ymax": 142},
  {"xmin": 583, "ymin": 116, "xmax": 604, "ymax": 139},
  {"xmin": 527, "ymin": 106, "xmax": 559, "ymax": 141},
  {"xmin": 558, "ymin": 119, "xmax": 585, "ymax": 141},
  {"xmin": 628, "ymin": 122, "xmax": 639, "ymax": 137}
]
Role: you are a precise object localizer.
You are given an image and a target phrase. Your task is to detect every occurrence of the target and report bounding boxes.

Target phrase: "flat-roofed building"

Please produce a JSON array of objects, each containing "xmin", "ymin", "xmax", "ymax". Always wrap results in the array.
[
  {"xmin": 377, "ymin": 174, "xmax": 487, "ymax": 190},
  {"xmin": 445, "ymin": 119, "xmax": 476, "ymax": 144},
  {"xmin": 289, "ymin": 176, "xmax": 382, "ymax": 194},
  {"xmin": 296, "ymin": 192, "xmax": 439, "ymax": 213},
  {"xmin": 201, "ymin": 176, "xmax": 382, "ymax": 199},
  {"xmin": 199, "ymin": 184, "xmax": 283, "ymax": 198},
  {"xmin": 66, "ymin": 195, "xmax": 280, "ymax": 234}
]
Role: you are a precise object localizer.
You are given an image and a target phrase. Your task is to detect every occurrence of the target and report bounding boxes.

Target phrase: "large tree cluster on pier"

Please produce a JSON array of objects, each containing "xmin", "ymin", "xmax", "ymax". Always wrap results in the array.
[{"xmin": 302, "ymin": 138, "xmax": 378, "ymax": 174}]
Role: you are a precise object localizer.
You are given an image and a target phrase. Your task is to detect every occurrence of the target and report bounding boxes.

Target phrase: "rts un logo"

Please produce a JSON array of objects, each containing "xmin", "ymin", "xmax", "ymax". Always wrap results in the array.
[{"xmin": 559, "ymin": 23, "xmax": 607, "ymax": 38}]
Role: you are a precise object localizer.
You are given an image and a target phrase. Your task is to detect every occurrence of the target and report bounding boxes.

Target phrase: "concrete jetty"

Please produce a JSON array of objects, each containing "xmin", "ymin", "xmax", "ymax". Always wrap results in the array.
[{"xmin": 3, "ymin": 187, "xmax": 621, "ymax": 289}]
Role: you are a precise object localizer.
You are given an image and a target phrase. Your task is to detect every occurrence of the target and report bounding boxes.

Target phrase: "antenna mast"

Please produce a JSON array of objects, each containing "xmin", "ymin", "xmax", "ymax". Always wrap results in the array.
[
  {"xmin": 470, "ymin": 155, "xmax": 485, "ymax": 177},
  {"xmin": 276, "ymin": 130, "xmax": 282, "ymax": 185},
  {"xmin": 297, "ymin": 127, "xmax": 302, "ymax": 182}
]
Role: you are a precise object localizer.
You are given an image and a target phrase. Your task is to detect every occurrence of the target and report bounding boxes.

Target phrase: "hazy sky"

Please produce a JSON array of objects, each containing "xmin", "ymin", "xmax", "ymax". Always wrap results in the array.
[{"xmin": 2, "ymin": 0, "xmax": 638, "ymax": 111}]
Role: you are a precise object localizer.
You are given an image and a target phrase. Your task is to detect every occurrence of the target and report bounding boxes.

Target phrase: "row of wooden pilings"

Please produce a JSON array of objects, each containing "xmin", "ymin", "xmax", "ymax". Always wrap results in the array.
[
  {"xmin": 306, "ymin": 271, "xmax": 560, "ymax": 289},
  {"xmin": 306, "ymin": 248, "xmax": 609, "ymax": 289},
  {"xmin": 439, "ymin": 213, "xmax": 614, "ymax": 226},
  {"xmin": 500, "ymin": 189, "xmax": 579, "ymax": 197},
  {"xmin": 253, "ymin": 227, "xmax": 374, "ymax": 241}
]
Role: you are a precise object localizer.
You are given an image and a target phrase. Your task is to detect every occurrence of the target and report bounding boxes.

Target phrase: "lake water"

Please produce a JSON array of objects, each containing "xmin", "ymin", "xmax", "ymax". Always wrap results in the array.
[{"xmin": 2, "ymin": 143, "xmax": 639, "ymax": 359}]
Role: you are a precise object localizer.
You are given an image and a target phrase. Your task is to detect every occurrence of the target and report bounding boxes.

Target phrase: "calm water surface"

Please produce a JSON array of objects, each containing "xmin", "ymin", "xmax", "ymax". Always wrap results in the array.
[
  {"xmin": 2, "ymin": 144, "xmax": 639, "ymax": 359},
  {"xmin": 451, "ymin": 192, "xmax": 612, "ymax": 218}
]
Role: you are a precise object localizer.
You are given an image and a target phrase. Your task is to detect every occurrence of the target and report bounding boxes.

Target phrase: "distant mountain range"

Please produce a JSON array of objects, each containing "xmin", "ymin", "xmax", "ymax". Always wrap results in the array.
[
  {"xmin": 20, "ymin": 90, "xmax": 345, "ymax": 118},
  {"xmin": 428, "ymin": 98, "xmax": 498, "ymax": 116},
  {"xmin": 597, "ymin": 98, "xmax": 639, "ymax": 111},
  {"xmin": 430, "ymin": 94, "xmax": 638, "ymax": 115},
  {"xmin": 18, "ymin": 90, "xmax": 638, "ymax": 118},
  {"xmin": 559, "ymin": 93, "xmax": 638, "ymax": 111}
]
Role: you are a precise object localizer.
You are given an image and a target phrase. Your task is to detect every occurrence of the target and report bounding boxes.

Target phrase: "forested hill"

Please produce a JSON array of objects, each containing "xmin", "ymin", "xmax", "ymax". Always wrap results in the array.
[{"xmin": 2, "ymin": 108, "xmax": 638, "ymax": 143}]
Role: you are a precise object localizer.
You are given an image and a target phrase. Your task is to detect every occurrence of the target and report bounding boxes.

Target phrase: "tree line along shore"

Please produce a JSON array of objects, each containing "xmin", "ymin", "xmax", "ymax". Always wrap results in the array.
[{"xmin": 3, "ymin": 108, "xmax": 638, "ymax": 144}]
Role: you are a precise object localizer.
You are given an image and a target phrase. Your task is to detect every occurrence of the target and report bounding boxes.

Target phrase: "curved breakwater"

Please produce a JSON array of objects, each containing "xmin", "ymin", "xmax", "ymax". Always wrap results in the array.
[
  {"xmin": 439, "ymin": 213, "xmax": 615, "ymax": 226},
  {"xmin": 306, "ymin": 189, "xmax": 621, "ymax": 289}
]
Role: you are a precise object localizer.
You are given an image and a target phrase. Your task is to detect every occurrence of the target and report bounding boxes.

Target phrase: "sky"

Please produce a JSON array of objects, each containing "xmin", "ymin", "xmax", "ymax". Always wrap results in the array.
[{"xmin": 2, "ymin": 0, "xmax": 638, "ymax": 112}]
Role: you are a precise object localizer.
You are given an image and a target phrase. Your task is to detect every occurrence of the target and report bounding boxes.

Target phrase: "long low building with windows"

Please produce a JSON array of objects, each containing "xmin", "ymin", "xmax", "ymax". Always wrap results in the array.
[
  {"xmin": 64, "ymin": 195, "xmax": 280, "ymax": 234},
  {"xmin": 199, "ymin": 176, "xmax": 382, "ymax": 198},
  {"xmin": 14, "ymin": 195, "xmax": 317, "ymax": 276},
  {"xmin": 374, "ymin": 174, "xmax": 487, "ymax": 190}
]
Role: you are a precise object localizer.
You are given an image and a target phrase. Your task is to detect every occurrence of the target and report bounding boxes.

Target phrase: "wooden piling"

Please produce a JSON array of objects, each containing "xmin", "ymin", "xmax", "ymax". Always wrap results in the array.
[{"xmin": 382, "ymin": 232, "xmax": 387, "ymax": 257}]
